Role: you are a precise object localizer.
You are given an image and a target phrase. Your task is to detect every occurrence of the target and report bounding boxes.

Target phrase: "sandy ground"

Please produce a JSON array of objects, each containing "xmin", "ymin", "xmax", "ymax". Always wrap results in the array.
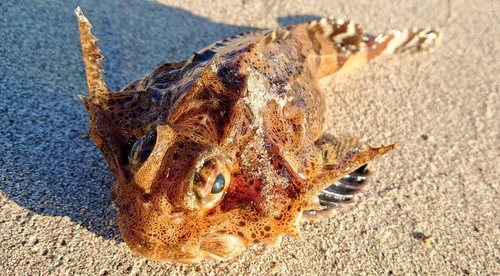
[{"xmin": 1, "ymin": 0, "xmax": 499, "ymax": 275}]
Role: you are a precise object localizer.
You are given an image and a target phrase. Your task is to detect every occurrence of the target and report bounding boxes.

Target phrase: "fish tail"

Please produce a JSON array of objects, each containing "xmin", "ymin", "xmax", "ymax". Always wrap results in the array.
[
  {"xmin": 364, "ymin": 27, "xmax": 441, "ymax": 60},
  {"xmin": 292, "ymin": 17, "xmax": 440, "ymax": 78}
]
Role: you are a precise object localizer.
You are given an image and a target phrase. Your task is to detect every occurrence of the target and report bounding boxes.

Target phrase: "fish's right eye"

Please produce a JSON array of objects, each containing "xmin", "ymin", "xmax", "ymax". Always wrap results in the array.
[{"xmin": 129, "ymin": 129, "xmax": 157, "ymax": 169}]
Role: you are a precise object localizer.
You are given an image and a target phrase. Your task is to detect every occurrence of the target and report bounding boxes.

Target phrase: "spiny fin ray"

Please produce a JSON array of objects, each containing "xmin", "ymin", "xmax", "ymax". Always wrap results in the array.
[{"xmin": 75, "ymin": 6, "xmax": 112, "ymax": 97}]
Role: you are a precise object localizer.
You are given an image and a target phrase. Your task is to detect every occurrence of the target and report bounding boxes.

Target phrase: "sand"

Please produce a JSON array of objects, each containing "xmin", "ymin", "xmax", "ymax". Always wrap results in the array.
[{"xmin": 1, "ymin": 0, "xmax": 499, "ymax": 275}]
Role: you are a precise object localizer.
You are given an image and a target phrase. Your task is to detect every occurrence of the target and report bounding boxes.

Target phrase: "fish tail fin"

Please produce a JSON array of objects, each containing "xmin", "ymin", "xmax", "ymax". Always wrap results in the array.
[
  {"xmin": 292, "ymin": 17, "xmax": 440, "ymax": 78},
  {"xmin": 364, "ymin": 27, "xmax": 441, "ymax": 60}
]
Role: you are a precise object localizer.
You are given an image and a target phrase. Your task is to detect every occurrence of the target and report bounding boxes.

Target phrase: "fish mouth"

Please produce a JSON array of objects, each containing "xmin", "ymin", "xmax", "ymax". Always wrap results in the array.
[{"xmin": 119, "ymin": 226, "xmax": 245, "ymax": 263}]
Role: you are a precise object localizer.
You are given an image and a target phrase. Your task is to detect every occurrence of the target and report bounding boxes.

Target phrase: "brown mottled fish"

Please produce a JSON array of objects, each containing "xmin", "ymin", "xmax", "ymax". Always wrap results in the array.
[{"xmin": 75, "ymin": 7, "xmax": 439, "ymax": 263}]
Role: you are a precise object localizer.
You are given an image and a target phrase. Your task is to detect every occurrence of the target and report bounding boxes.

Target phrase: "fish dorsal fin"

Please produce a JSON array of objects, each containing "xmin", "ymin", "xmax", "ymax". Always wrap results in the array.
[{"xmin": 75, "ymin": 7, "xmax": 112, "ymax": 97}]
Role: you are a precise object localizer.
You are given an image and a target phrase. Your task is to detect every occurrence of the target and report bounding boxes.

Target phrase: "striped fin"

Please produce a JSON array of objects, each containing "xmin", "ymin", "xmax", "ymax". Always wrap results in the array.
[
  {"xmin": 317, "ymin": 164, "xmax": 372, "ymax": 206},
  {"xmin": 307, "ymin": 17, "xmax": 365, "ymax": 53},
  {"xmin": 302, "ymin": 164, "xmax": 373, "ymax": 220},
  {"xmin": 298, "ymin": 17, "xmax": 440, "ymax": 78},
  {"xmin": 302, "ymin": 133, "xmax": 396, "ymax": 220},
  {"xmin": 366, "ymin": 27, "xmax": 441, "ymax": 59}
]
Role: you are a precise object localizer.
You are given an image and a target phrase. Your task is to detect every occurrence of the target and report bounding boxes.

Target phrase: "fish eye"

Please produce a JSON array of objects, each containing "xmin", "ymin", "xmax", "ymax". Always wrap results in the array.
[
  {"xmin": 192, "ymin": 157, "xmax": 230, "ymax": 209},
  {"xmin": 211, "ymin": 174, "xmax": 225, "ymax": 194},
  {"xmin": 129, "ymin": 129, "xmax": 157, "ymax": 169}
]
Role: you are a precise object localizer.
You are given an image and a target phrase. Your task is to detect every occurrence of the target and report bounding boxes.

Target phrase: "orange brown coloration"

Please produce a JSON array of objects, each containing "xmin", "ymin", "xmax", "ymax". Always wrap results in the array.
[{"xmin": 75, "ymin": 7, "xmax": 439, "ymax": 263}]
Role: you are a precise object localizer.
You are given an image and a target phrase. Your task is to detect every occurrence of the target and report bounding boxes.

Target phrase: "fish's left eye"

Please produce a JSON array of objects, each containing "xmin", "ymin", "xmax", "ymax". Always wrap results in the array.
[
  {"xmin": 129, "ymin": 129, "xmax": 157, "ymax": 169},
  {"xmin": 192, "ymin": 157, "xmax": 230, "ymax": 209}
]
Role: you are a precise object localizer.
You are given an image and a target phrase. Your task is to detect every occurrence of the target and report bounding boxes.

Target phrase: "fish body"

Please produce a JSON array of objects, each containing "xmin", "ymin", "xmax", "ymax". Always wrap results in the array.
[{"xmin": 76, "ymin": 7, "xmax": 439, "ymax": 263}]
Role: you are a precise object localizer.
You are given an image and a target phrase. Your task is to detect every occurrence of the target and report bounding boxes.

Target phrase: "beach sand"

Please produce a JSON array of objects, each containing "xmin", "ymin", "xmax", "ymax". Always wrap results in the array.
[{"xmin": 1, "ymin": 0, "xmax": 499, "ymax": 274}]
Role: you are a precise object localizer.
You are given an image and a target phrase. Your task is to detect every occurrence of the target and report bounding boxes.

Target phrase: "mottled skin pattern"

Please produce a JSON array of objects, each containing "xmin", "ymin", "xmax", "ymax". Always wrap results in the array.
[{"xmin": 76, "ymin": 7, "xmax": 440, "ymax": 263}]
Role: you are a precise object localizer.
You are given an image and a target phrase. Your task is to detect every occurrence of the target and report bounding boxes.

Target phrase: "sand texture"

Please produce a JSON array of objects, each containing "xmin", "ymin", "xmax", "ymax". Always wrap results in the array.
[{"xmin": 1, "ymin": 0, "xmax": 499, "ymax": 275}]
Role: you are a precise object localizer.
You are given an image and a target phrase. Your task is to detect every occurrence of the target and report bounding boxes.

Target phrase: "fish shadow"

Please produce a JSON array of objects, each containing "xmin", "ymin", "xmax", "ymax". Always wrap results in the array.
[{"xmin": 0, "ymin": 0, "xmax": 319, "ymax": 241}]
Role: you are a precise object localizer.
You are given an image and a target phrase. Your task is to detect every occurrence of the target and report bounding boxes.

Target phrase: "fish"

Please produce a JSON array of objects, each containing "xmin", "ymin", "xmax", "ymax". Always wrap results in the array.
[{"xmin": 75, "ymin": 7, "xmax": 439, "ymax": 263}]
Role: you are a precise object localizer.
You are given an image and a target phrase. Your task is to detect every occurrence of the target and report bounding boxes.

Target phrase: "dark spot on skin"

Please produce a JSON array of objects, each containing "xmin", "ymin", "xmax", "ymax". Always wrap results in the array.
[
  {"xmin": 142, "ymin": 193, "xmax": 152, "ymax": 202},
  {"xmin": 264, "ymin": 225, "xmax": 271, "ymax": 231},
  {"xmin": 172, "ymin": 152, "xmax": 179, "ymax": 160},
  {"xmin": 217, "ymin": 64, "xmax": 245, "ymax": 90},
  {"xmin": 179, "ymin": 233, "xmax": 190, "ymax": 241},
  {"xmin": 122, "ymin": 203, "xmax": 131, "ymax": 212}
]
